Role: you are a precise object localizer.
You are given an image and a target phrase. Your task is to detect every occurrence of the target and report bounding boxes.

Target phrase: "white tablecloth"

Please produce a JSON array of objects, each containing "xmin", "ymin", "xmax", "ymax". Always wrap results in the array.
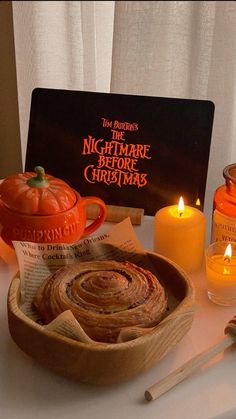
[{"xmin": 0, "ymin": 216, "xmax": 236, "ymax": 419}]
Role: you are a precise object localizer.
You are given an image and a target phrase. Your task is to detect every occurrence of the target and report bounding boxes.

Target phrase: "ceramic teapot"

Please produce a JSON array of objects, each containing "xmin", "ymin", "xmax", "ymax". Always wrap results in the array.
[{"xmin": 0, "ymin": 166, "xmax": 107, "ymax": 246}]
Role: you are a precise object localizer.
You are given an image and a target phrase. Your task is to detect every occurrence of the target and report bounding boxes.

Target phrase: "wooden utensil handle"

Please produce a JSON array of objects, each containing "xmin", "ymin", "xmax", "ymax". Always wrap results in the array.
[{"xmin": 145, "ymin": 333, "xmax": 235, "ymax": 402}]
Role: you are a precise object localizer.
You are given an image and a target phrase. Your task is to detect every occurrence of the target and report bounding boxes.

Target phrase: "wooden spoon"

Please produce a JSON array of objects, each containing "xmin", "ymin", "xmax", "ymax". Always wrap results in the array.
[{"xmin": 145, "ymin": 315, "xmax": 236, "ymax": 402}]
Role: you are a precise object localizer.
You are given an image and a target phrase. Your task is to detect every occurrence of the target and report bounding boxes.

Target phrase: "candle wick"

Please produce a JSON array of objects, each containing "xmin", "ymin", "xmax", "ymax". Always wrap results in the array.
[
  {"xmin": 224, "ymin": 256, "xmax": 230, "ymax": 264},
  {"xmin": 179, "ymin": 211, "xmax": 183, "ymax": 217}
]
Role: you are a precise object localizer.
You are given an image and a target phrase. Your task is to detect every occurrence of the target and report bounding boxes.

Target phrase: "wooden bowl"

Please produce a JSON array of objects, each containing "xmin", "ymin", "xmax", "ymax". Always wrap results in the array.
[{"xmin": 7, "ymin": 252, "xmax": 195, "ymax": 385}]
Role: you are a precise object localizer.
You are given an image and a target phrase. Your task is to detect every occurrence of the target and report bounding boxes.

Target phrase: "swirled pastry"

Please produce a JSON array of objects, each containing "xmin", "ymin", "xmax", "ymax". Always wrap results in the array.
[{"xmin": 33, "ymin": 260, "xmax": 167, "ymax": 343}]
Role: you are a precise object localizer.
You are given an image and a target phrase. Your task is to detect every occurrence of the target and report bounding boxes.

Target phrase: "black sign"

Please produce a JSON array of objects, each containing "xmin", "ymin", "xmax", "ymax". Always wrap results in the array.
[{"xmin": 25, "ymin": 88, "xmax": 214, "ymax": 215}]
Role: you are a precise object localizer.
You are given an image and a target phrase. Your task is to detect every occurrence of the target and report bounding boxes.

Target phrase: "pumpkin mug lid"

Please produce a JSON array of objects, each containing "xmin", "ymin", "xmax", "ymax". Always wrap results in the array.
[{"xmin": 0, "ymin": 166, "xmax": 77, "ymax": 215}]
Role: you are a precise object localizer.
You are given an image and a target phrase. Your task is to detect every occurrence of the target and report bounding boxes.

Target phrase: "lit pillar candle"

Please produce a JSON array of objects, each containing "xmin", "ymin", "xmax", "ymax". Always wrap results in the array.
[
  {"xmin": 154, "ymin": 197, "xmax": 206, "ymax": 273},
  {"xmin": 206, "ymin": 242, "xmax": 236, "ymax": 306}
]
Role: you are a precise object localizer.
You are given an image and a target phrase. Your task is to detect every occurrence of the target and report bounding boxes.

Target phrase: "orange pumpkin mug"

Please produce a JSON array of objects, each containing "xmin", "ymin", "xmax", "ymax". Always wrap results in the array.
[{"xmin": 0, "ymin": 166, "xmax": 107, "ymax": 247}]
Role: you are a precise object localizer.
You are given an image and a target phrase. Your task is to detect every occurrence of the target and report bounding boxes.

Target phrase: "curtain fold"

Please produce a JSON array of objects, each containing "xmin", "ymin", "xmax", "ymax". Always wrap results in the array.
[
  {"xmin": 0, "ymin": 1, "xmax": 22, "ymax": 178},
  {"xmin": 12, "ymin": 0, "xmax": 114, "ymax": 166},
  {"xmin": 111, "ymin": 1, "xmax": 236, "ymax": 238}
]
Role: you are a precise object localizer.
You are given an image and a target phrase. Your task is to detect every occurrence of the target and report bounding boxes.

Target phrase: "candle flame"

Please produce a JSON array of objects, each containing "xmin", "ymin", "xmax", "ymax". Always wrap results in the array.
[
  {"xmin": 178, "ymin": 197, "xmax": 184, "ymax": 216},
  {"xmin": 196, "ymin": 198, "xmax": 201, "ymax": 206},
  {"xmin": 224, "ymin": 243, "xmax": 232, "ymax": 263}
]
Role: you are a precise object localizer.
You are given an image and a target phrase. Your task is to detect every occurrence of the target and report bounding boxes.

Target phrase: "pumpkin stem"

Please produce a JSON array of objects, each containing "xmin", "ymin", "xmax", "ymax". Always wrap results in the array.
[{"xmin": 27, "ymin": 166, "xmax": 49, "ymax": 188}]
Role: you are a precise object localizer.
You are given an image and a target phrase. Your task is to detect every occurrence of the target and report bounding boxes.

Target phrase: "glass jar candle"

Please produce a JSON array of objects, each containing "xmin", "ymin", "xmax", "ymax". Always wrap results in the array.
[
  {"xmin": 211, "ymin": 163, "xmax": 236, "ymax": 243},
  {"xmin": 206, "ymin": 241, "xmax": 236, "ymax": 306}
]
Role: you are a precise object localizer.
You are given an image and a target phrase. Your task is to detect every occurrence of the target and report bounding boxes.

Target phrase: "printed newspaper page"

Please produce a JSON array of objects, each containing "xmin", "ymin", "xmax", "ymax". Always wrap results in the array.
[
  {"xmin": 13, "ymin": 218, "xmax": 146, "ymax": 322},
  {"xmin": 12, "ymin": 217, "xmax": 186, "ymax": 343}
]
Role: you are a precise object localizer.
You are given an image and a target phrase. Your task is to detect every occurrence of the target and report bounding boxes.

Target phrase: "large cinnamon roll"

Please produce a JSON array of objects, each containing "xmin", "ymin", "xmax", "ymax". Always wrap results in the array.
[{"xmin": 33, "ymin": 260, "xmax": 167, "ymax": 343}]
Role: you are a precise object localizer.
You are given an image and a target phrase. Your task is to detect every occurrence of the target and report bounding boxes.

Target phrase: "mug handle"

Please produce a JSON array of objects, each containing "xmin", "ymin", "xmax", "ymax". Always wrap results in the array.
[{"xmin": 80, "ymin": 196, "xmax": 107, "ymax": 237}]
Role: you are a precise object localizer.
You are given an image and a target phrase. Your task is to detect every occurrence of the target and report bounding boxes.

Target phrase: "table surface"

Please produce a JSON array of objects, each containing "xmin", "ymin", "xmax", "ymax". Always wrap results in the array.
[{"xmin": 0, "ymin": 216, "xmax": 236, "ymax": 419}]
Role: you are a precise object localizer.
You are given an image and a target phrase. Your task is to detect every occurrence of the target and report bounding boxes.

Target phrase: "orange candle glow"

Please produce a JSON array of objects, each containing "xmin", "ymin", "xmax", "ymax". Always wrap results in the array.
[
  {"xmin": 206, "ymin": 241, "xmax": 236, "ymax": 306},
  {"xmin": 154, "ymin": 197, "xmax": 206, "ymax": 274}
]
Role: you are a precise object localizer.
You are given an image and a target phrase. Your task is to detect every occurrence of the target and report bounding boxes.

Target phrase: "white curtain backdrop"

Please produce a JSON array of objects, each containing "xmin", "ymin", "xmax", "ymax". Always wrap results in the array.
[
  {"xmin": 110, "ymin": 1, "xmax": 236, "ymax": 239},
  {"xmin": 12, "ymin": 0, "xmax": 236, "ymax": 240},
  {"xmin": 12, "ymin": 0, "xmax": 115, "ymax": 163}
]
